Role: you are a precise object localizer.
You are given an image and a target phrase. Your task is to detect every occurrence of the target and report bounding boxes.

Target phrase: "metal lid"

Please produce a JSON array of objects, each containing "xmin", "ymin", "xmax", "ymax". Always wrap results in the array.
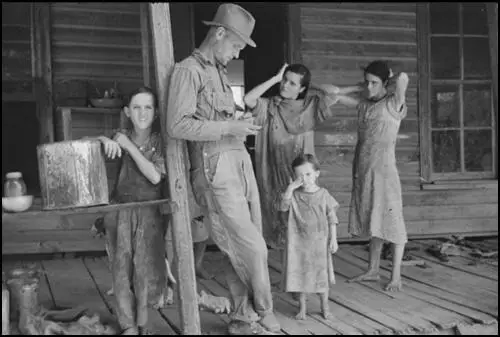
[{"xmin": 6, "ymin": 172, "xmax": 22, "ymax": 179}]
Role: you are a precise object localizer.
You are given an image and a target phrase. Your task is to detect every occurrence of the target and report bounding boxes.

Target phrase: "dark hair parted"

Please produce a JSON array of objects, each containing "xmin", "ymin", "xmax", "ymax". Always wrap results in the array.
[
  {"xmin": 291, "ymin": 153, "xmax": 320, "ymax": 171},
  {"xmin": 363, "ymin": 60, "xmax": 391, "ymax": 83},
  {"xmin": 126, "ymin": 86, "xmax": 158, "ymax": 108},
  {"xmin": 284, "ymin": 63, "xmax": 311, "ymax": 100}
]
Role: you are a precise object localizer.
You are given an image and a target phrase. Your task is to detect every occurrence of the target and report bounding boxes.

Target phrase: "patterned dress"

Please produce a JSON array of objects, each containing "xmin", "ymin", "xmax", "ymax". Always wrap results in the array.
[
  {"xmin": 279, "ymin": 188, "xmax": 339, "ymax": 293},
  {"xmin": 348, "ymin": 94, "xmax": 408, "ymax": 244}
]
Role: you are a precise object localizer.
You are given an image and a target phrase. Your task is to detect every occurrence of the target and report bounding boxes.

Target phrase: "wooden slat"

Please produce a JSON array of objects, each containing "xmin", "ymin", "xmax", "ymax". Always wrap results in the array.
[
  {"xmin": 334, "ymin": 248, "xmax": 497, "ymax": 325},
  {"xmin": 2, "ymin": 199, "xmax": 176, "ymax": 219},
  {"xmin": 52, "ymin": 46, "xmax": 142, "ymax": 64},
  {"xmin": 302, "ymin": 40, "xmax": 417, "ymax": 58},
  {"xmin": 301, "ymin": 7, "xmax": 416, "ymax": 28},
  {"xmin": 51, "ymin": 8, "xmax": 140, "ymax": 30},
  {"xmin": 149, "ymin": 3, "xmax": 200, "ymax": 335},
  {"xmin": 51, "ymin": 2, "xmax": 139, "ymax": 14},
  {"xmin": 302, "ymin": 3, "xmax": 417, "ymax": 14},
  {"xmin": 408, "ymin": 240, "xmax": 498, "ymax": 281},
  {"xmin": 51, "ymin": 28, "xmax": 141, "ymax": 48},
  {"xmin": 302, "ymin": 53, "xmax": 417, "ymax": 73},
  {"xmin": 52, "ymin": 61, "xmax": 143, "ymax": 80},
  {"xmin": 331, "ymin": 254, "xmax": 473, "ymax": 331},
  {"xmin": 302, "ymin": 24, "xmax": 417, "ymax": 44},
  {"xmin": 268, "ymin": 250, "xmax": 420, "ymax": 334},
  {"xmin": 202, "ymin": 253, "xmax": 335, "ymax": 335},
  {"xmin": 41, "ymin": 258, "xmax": 116, "ymax": 327},
  {"xmin": 342, "ymin": 245, "xmax": 498, "ymax": 317}
]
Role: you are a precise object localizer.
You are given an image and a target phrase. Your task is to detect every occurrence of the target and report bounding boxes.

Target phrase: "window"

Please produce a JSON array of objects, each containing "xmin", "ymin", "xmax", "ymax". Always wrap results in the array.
[{"xmin": 418, "ymin": 3, "xmax": 497, "ymax": 181}]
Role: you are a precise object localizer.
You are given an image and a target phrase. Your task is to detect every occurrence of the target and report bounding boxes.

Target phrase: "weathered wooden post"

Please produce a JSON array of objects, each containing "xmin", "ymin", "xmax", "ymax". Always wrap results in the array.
[{"xmin": 148, "ymin": 3, "xmax": 201, "ymax": 335}]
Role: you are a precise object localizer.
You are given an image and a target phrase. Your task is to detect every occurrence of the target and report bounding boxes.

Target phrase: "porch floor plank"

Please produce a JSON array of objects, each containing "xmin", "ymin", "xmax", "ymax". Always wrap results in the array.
[
  {"xmin": 407, "ymin": 240, "xmax": 498, "ymax": 281},
  {"xmin": 2, "ymin": 240, "xmax": 497, "ymax": 335},
  {"xmin": 331, "ymin": 252, "xmax": 472, "ymax": 331},
  {"xmin": 269, "ymin": 249, "xmax": 434, "ymax": 335},
  {"xmin": 41, "ymin": 258, "xmax": 114, "ymax": 323},
  {"xmin": 86, "ymin": 257, "xmax": 178, "ymax": 335},
  {"xmin": 343, "ymin": 245, "xmax": 498, "ymax": 318},
  {"xmin": 335, "ymin": 249, "xmax": 497, "ymax": 325}
]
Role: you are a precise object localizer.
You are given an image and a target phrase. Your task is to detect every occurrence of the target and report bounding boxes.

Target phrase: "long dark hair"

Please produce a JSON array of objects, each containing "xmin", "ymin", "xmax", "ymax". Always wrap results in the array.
[
  {"xmin": 363, "ymin": 60, "xmax": 390, "ymax": 83},
  {"xmin": 284, "ymin": 63, "xmax": 311, "ymax": 100}
]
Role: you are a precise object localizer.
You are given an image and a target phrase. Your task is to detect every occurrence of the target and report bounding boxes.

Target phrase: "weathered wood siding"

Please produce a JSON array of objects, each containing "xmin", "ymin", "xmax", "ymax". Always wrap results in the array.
[
  {"xmin": 50, "ymin": 2, "xmax": 144, "ymax": 97},
  {"xmin": 299, "ymin": 3, "xmax": 497, "ymax": 238}
]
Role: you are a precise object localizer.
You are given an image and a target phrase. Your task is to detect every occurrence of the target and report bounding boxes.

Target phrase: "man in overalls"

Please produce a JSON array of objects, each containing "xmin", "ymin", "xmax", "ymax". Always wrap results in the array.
[{"xmin": 166, "ymin": 3, "xmax": 280, "ymax": 335}]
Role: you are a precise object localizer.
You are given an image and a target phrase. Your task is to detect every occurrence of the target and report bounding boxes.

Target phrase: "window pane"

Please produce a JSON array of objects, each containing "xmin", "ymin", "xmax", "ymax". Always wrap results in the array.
[
  {"xmin": 464, "ymin": 37, "xmax": 491, "ymax": 79},
  {"xmin": 465, "ymin": 130, "xmax": 493, "ymax": 172},
  {"xmin": 432, "ymin": 131, "xmax": 461, "ymax": 173},
  {"xmin": 430, "ymin": 3, "xmax": 459, "ymax": 34},
  {"xmin": 431, "ymin": 37, "xmax": 460, "ymax": 79},
  {"xmin": 462, "ymin": 3, "xmax": 488, "ymax": 35},
  {"xmin": 463, "ymin": 85, "xmax": 492, "ymax": 127},
  {"xmin": 431, "ymin": 86, "xmax": 460, "ymax": 128}
]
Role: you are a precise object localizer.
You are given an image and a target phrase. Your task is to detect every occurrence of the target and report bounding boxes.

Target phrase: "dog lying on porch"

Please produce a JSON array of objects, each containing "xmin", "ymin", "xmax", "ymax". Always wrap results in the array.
[{"xmin": 91, "ymin": 216, "xmax": 231, "ymax": 314}]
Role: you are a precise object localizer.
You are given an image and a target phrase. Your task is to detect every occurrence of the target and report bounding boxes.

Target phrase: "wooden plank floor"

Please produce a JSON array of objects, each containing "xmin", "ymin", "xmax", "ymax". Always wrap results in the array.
[{"xmin": 2, "ymin": 240, "xmax": 498, "ymax": 335}]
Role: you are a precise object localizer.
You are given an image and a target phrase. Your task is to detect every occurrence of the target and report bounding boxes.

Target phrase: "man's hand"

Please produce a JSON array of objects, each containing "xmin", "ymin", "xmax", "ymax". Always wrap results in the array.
[
  {"xmin": 329, "ymin": 237, "xmax": 339, "ymax": 254},
  {"xmin": 225, "ymin": 120, "xmax": 262, "ymax": 137}
]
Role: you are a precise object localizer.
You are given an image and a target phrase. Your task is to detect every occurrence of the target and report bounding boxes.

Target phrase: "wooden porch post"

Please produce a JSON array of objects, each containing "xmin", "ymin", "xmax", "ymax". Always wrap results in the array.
[
  {"xmin": 148, "ymin": 3, "xmax": 201, "ymax": 335},
  {"xmin": 33, "ymin": 3, "xmax": 54, "ymax": 144}
]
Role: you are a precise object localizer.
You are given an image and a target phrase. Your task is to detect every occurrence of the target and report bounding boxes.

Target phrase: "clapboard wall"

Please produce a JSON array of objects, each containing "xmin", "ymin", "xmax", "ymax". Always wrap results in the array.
[{"xmin": 298, "ymin": 2, "xmax": 497, "ymax": 238}]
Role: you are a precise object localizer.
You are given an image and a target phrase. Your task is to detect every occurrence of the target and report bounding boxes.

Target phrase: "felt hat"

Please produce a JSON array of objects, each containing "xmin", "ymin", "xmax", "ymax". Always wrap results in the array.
[{"xmin": 203, "ymin": 3, "xmax": 257, "ymax": 47}]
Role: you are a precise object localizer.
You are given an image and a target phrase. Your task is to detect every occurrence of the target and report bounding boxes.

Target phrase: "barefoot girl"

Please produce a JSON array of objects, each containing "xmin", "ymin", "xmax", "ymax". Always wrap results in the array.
[
  {"xmin": 97, "ymin": 86, "xmax": 167, "ymax": 334},
  {"xmin": 335, "ymin": 60, "xmax": 410, "ymax": 292},
  {"xmin": 279, "ymin": 154, "xmax": 339, "ymax": 320}
]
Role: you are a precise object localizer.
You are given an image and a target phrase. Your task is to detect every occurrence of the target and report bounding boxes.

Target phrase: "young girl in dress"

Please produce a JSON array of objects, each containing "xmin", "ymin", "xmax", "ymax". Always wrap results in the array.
[
  {"xmin": 279, "ymin": 153, "xmax": 339, "ymax": 320},
  {"xmin": 98, "ymin": 86, "xmax": 167, "ymax": 335}
]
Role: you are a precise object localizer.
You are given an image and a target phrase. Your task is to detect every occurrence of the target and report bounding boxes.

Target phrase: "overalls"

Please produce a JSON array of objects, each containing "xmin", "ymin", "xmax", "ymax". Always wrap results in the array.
[{"xmin": 104, "ymin": 132, "xmax": 167, "ymax": 331}]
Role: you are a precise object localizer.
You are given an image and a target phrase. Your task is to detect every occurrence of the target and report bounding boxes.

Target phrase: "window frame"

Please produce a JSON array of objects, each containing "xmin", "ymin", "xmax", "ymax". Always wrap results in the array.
[{"xmin": 417, "ymin": 2, "xmax": 498, "ymax": 183}]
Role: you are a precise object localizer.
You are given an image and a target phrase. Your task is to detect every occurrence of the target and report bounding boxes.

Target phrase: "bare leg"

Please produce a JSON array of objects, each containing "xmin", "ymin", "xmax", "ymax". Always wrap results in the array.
[
  {"xmin": 294, "ymin": 293, "xmax": 307, "ymax": 320},
  {"xmin": 347, "ymin": 237, "xmax": 383, "ymax": 283},
  {"xmin": 319, "ymin": 291, "xmax": 332, "ymax": 319},
  {"xmin": 194, "ymin": 241, "xmax": 214, "ymax": 280},
  {"xmin": 385, "ymin": 243, "xmax": 404, "ymax": 292}
]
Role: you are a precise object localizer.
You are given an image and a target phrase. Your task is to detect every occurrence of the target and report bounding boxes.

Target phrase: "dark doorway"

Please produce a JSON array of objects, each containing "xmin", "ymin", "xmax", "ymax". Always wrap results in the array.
[
  {"xmin": 192, "ymin": 2, "xmax": 289, "ymax": 163},
  {"xmin": 2, "ymin": 101, "xmax": 41, "ymax": 195}
]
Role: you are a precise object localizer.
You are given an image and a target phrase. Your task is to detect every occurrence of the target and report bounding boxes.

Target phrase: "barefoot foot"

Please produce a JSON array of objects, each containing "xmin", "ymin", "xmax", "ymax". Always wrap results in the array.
[
  {"xmin": 294, "ymin": 311, "xmax": 306, "ymax": 320},
  {"xmin": 347, "ymin": 271, "xmax": 380, "ymax": 283},
  {"xmin": 321, "ymin": 309, "xmax": 333, "ymax": 320},
  {"xmin": 384, "ymin": 279, "xmax": 402, "ymax": 292},
  {"xmin": 106, "ymin": 287, "xmax": 114, "ymax": 296}
]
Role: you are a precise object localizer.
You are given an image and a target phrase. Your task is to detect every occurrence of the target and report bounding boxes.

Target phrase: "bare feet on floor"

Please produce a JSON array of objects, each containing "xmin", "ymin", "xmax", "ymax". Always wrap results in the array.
[
  {"xmin": 321, "ymin": 308, "xmax": 333, "ymax": 320},
  {"xmin": 347, "ymin": 271, "xmax": 380, "ymax": 283},
  {"xmin": 294, "ymin": 311, "xmax": 306, "ymax": 320},
  {"xmin": 384, "ymin": 279, "xmax": 402, "ymax": 292},
  {"xmin": 106, "ymin": 287, "xmax": 114, "ymax": 296}
]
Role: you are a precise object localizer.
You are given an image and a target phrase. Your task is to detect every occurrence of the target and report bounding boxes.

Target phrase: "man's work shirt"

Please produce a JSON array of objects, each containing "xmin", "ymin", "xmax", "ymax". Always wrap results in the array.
[{"xmin": 167, "ymin": 49, "xmax": 246, "ymax": 174}]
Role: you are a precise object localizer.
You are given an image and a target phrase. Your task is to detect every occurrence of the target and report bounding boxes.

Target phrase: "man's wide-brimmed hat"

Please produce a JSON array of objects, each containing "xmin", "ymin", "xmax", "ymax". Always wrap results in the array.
[{"xmin": 202, "ymin": 3, "xmax": 256, "ymax": 48}]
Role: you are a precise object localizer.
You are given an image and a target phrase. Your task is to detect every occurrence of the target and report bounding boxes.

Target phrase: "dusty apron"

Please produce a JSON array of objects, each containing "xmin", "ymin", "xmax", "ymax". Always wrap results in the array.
[{"xmin": 104, "ymin": 151, "xmax": 166, "ymax": 330}]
